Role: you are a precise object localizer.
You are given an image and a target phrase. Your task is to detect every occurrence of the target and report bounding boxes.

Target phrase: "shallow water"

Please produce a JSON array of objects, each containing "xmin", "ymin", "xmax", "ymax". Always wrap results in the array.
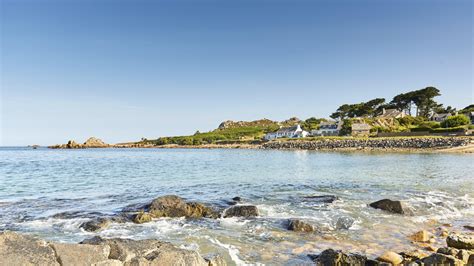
[{"xmin": 0, "ymin": 147, "xmax": 473, "ymax": 264}]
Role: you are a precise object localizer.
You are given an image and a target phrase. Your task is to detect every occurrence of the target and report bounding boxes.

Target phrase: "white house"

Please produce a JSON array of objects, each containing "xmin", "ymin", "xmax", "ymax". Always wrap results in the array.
[
  {"xmin": 264, "ymin": 125, "xmax": 309, "ymax": 140},
  {"xmin": 431, "ymin": 113, "xmax": 452, "ymax": 122},
  {"xmin": 377, "ymin": 108, "xmax": 406, "ymax": 119},
  {"xmin": 310, "ymin": 121, "xmax": 343, "ymax": 136}
]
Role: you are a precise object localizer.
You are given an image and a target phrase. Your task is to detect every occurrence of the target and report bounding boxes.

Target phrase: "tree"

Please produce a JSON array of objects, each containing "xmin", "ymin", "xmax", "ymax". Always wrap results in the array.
[
  {"xmin": 302, "ymin": 117, "xmax": 326, "ymax": 131},
  {"xmin": 331, "ymin": 98, "xmax": 385, "ymax": 120},
  {"xmin": 441, "ymin": 115, "xmax": 470, "ymax": 128},
  {"xmin": 390, "ymin": 87, "xmax": 441, "ymax": 117}
]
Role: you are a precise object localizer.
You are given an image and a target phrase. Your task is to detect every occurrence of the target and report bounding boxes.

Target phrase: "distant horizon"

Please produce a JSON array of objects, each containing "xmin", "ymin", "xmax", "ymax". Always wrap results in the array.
[{"xmin": 1, "ymin": 0, "xmax": 473, "ymax": 146}]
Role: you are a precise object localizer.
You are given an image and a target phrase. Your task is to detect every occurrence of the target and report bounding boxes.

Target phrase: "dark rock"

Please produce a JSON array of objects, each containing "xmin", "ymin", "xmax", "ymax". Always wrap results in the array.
[
  {"xmin": 446, "ymin": 233, "xmax": 474, "ymax": 249},
  {"xmin": 369, "ymin": 199, "xmax": 407, "ymax": 214},
  {"xmin": 335, "ymin": 216, "xmax": 354, "ymax": 230},
  {"xmin": 421, "ymin": 253, "xmax": 464, "ymax": 265},
  {"xmin": 309, "ymin": 249, "xmax": 367, "ymax": 266},
  {"xmin": 232, "ymin": 197, "xmax": 242, "ymax": 202},
  {"xmin": 148, "ymin": 195, "xmax": 218, "ymax": 218},
  {"xmin": 464, "ymin": 225, "xmax": 474, "ymax": 231},
  {"xmin": 132, "ymin": 212, "xmax": 152, "ymax": 224},
  {"xmin": 79, "ymin": 217, "xmax": 111, "ymax": 232},
  {"xmin": 287, "ymin": 219, "xmax": 315, "ymax": 232},
  {"xmin": 223, "ymin": 205, "xmax": 259, "ymax": 218},
  {"xmin": 302, "ymin": 195, "xmax": 338, "ymax": 204}
]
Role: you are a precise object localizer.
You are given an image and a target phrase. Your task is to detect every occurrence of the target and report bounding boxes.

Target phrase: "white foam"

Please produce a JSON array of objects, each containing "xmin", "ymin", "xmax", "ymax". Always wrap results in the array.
[{"xmin": 206, "ymin": 237, "xmax": 263, "ymax": 266}]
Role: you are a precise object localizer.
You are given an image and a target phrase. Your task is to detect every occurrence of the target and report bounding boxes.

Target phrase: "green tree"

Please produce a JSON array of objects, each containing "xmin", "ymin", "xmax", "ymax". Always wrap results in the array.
[
  {"xmin": 339, "ymin": 119, "xmax": 352, "ymax": 136},
  {"xmin": 302, "ymin": 117, "xmax": 326, "ymax": 131},
  {"xmin": 441, "ymin": 115, "xmax": 470, "ymax": 128}
]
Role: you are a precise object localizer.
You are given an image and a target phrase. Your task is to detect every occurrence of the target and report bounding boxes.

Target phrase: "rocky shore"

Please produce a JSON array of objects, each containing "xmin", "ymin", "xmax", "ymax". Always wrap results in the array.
[
  {"xmin": 3, "ymin": 194, "xmax": 473, "ymax": 265},
  {"xmin": 261, "ymin": 137, "xmax": 474, "ymax": 152}
]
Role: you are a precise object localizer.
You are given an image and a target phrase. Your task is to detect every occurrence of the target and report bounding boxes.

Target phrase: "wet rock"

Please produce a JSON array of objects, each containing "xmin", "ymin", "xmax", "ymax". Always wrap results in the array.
[
  {"xmin": 369, "ymin": 199, "xmax": 407, "ymax": 214},
  {"xmin": 446, "ymin": 233, "xmax": 474, "ymax": 249},
  {"xmin": 400, "ymin": 249, "xmax": 429, "ymax": 261},
  {"xmin": 80, "ymin": 217, "xmax": 111, "ymax": 232},
  {"xmin": 309, "ymin": 249, "xmax": 367, "ymax": 266},
  {"xmin": 287, "ymin": 219, "xmax": 315, "ymax": 232},
  {"xmin": 81, "ymin": 236, "xmax": 208, "ymax": 265},
  {"xmin": 132, "ymin": 212, "xmax": 152, "ymax": 224},
  {"xmin": 464, "ymin": 225, "xmax": 474, "ymax": 231},
  {"xmin": 0, "ymin": 231, "xmax": 59, "ymax": 265},
  {"xmin": 376, "ymin": 251, "xmax": 403, "ymax": 265},
  {"xmin": 51, "ymin": 242, "xmax": 111, "ymax": 265},
  {"xmin": 302, "ymin": 195, "xmax": 338, "ymax": 204},
  {"xmin": 232, "ymin": 197, "xmax": 242, "ymax": 202},
  {"xmin": 148, "ymin": 195, "xmax": 218, "ymax": 218},
  {"xmin": 223, "ymin": 205, "xmax": 259, "ymax": 218},
  {"xmin": 204, "ymin": 254, "xmax": 226, "ymax": 266},
  {"xmin": 335, "ymin": 216, "xmax": 354, "ymax": 230},
  {"xmin": 421, "ymin": 253, "xmax": 464, "ymax": 266},
  {"xmin": 410, "ymin": 230, "xmax": 430, "ymax": 242}
]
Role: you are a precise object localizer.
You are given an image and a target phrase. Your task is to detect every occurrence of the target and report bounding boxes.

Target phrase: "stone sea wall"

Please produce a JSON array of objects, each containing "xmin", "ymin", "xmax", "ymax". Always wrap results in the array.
[{"xmin": 262, "ymin": 137, "xmax": 473, "ymax": 151}]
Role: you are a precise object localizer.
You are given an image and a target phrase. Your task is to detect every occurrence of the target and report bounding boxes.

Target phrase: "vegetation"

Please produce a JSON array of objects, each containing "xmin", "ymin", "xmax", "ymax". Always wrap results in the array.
[
  {"xmin": 330, "ymin": 98, "xmax": 386, "ymax": 120},
  {"xmin": 301, "ymin": 117, "xmax": 327, "ymax": 131},
  {"xmin": 441, "ymin": 115, "xmax": 470, "ymax": 128}
]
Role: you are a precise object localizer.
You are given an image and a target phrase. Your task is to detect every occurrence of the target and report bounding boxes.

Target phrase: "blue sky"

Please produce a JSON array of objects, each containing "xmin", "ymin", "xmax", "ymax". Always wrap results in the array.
[{"xmin": 1, "ymin": 0, "xmax": 472, "ymax": 145}]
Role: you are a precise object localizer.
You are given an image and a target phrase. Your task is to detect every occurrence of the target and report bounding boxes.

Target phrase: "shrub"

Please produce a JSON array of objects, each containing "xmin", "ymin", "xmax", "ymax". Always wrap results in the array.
[
  {"xmin": 441, "ymin": 115, "xmax": 470, "ymax": 128},
  {"xmin": 339, "ymin": 119, "xmax": 352, "ymax": 136},
  {"xmin": 430, "ymin": 127, "xmax": 466, "ymax": 133},
  {"xmin": 397, "ymin": 116, "xmax": 425, "ymax": 127}
]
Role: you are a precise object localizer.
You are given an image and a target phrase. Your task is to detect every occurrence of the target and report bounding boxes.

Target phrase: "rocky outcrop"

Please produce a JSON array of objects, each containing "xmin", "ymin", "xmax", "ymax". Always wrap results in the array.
[
  {"xmin": 49, "ymin": 137, "xmax": 110, "ymax": 149},
  {"xmin": 262, "ymin": 137, "xmax": 472, "ymax": 150},
  {"xmin": 147, "ymin": 195, "xmax": 218, "ymax": 219},
  {"xmin": 223, "ymin": 205, "xmax": 259, "ymax": 218},
  {"xmin": 80, "ymin": 217, "xmax": 111, "ymax": 232},
  {"xmin": 302, "ymin": 195, "xmax": 338, "ymax": 204},
  {"xmin": 217, "ymin": 119, "xmax": 277, "ymax": 130},
  {"xmin": 369, "ymin": 199, "xmax": 408, "ymax": 214},
  {"xmin": 308, "ymin": 249, "xmax": 368, "ymax": 265},
  {"xmin": 287, "ymin": 219, "xmax": 316, "ymax": 232},
  {"xmin": 447, "ymin": 233, "xmax": 474, "ymax": 249},
  {"xmin": 0, "ymin": 231, "xmax": 224, "ymax": 266}
]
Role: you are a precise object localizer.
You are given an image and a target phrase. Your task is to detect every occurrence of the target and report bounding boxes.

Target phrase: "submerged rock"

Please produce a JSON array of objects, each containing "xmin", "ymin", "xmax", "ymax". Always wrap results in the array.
[
  {"xmin": 410, "ymin": 230, "xmax": 430, "ymax": 242},
  {"xmin": 335, "ymin": 216, "xmax": 354, "ymax": 230},
  {"xmin": 232, "ymin": 197, "xmax": 242, "ymax": 202},
  {"xmin": 309, "ymin": 249, "xmax": 367, "ymax": 266},
  {"xmin": 223, "ymin": 205, "xmax": 259, "ymax": 218},
  {"xmin": 80, "ymin": 217, "xmax": 111, "ymax": 232},
  {"xmin": 369, "ymin": 199, "xmax": 407, "ymax": 214},
  {"xmin": 446, "ymin": 233, "xmax": 474, "ymax": 249},
  {"xmin": 302, "ymin": 195, "xmax": 338, "ymax": 204},
  {"xmin": 287, "ymin": 219, "xmax": 316, "ymax": 232}
]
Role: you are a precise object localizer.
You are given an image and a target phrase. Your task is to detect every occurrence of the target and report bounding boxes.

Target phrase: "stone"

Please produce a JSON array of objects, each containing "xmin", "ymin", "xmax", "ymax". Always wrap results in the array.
[
  {"xmin": 51, "ymin": 243, "xmax": 110, "ymax": 266},
  {"xmin": 421, "ymin": 253, "xmax": 464, "ymax": 266},
  {"xmin": 335, "ymin": 216, "xmax": 354, "ymax": 230},
  {"xmin": 0, "ymin": 231, "xmax": 59, "ymax": 265},
  {"xmin": 132, "ymin": 212, "xmax": 152, "ymax": 224},
  {"xmin": 369, "ymin": 199, "xmax": 407, "ymax": 214},
  {"xmin": 410, "ymin": 230, "xmax": 430, "ymax": 242},
  {"xmin": 400, "ymin": 249, "xmax": 429, "ymax": 261},
  {"xmin": 83, "ymin": 137, "xmax": 109, "ymax": 148},
  {"xmin": 223, "ymin": 205, "xmax": 259, "ymax": 218},
  {"xmin": 446, "ymin": 233, "xmax": 474, "ymax": 249},
  {"xmin": 148, "ymin": 195, "xmax": 217, "ymax": 218},
  {"xmin": 204, "ymin": 254, "xmax": 227, "ymax": 266},
  {"xmin": 376, "ymin": 251, "xmax": 403, "ymax": 265},
  {"xmin": 302, "ymin": 195, "xmax": 338, "ymax": 204},
  {"xmin": 232, "ymin": 197, "xmax": 242, "ymax": 202},
  {"xmin": 80, "ymin": 217, "xmax": 111, "ymax": 232},
  {"xmin": 464, "ymin": 225, "xmax": 474, "ymax": 231},
  {"xmin": 287, "ymin": 219, "xmax": 315, "ymax": 232},
  {"xmin": 309, "ymin": 249, "xmax": 367, "ymax": 266},
  {"xmin": 81, "ymin": 236, "xmax": 208, "ymax": 265},
  {"xmin": 436, "ymin": 247, "xmax": 459, "ymax": 257}
]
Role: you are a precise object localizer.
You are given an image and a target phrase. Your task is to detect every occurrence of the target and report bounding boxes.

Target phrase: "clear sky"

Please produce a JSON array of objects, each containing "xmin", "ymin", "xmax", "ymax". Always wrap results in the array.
[{"xmin": 1, "ymin": 0, "xmax": 472, "ymax": 146}]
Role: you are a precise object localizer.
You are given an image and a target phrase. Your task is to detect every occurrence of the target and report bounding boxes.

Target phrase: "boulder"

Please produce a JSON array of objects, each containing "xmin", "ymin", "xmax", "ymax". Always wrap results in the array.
[
  {"xmin": 148, "ymin": 195, "xmax": 217, "ymax": 218},
  {"xmin": 132, "ymin": 212, "xmax": 152, "ymax": 224},
  {"xmin": 369, "ymin": 199, "xmax": 407, "ymax": 214},
  {"xmin": 83, "ymin": 137, "xmax": 109, "ymax": 148},
  {"xmin": 287, "ymin": 219, "xmax": 316, "ymax": 232},
  {"xmin": 376, "ymin": 251, "xmax": 403, "ymax": 265},
  {"xmin": 399, "ymin": 249, "xmax": 429, "ymax": 261},
  {"xmin": 309, "ymin": 249, "xmax": 367, "ymax": 266},
  {"xmin": 80, "ymin": 217, "xmax": 111, "ymax": 232},
  {"xmin": 421, "ymin": 253, "xmax": 464, "ymax": 266},
  {"xmin": 335, "ymin": 216, "xmax": 354, "ymax": 230},
  {"xmin": 302, "ymin": 195, "xmax": 338, "ymax": 204},
  {"xmin": 446, "ymin": 233, "xmax": 474, "ymax": 249},
  {"xmin": 0, "ymin": 231, "xmax": 59, "ymax": 265},
  {"xmin": 81, "ymin": 236, "xmax": 209, "ymax": 265},
  {"xmin": 223, "ymin": 205, "xmax": 259, "ymax": 218},
  {"xmin": 464, "ymin": 225, "xmax": 474, "ymax": 231},
  {"xmin": 232, "ymin": 197, "xmax": 242, "ymax": 202},
  {"xmin": 410, "ymin": 230, "xmax": 430, "ymax": 242},
  {"xmin": 51, "ymin": 243, "xmax": 111, "ymax": 265}
]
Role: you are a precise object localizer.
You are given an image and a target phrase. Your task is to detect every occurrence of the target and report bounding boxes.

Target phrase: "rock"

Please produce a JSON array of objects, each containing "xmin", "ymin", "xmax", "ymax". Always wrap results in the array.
[
  {"xmin": 302, "ymin": 195, "xmax": 338, "ymax": 204},
  {"xmin": 369, "ymin": 199, "xmax": 407, "ymax": 214},
  {"xmin": 204, "ymin": 254, "xmax": 227, "ymax": 266},
  {"xmin": 335, "ymin": 216, "xmax": 354, "ymax": 230},
  {"xmin": 81, "ymin": 236, "xmax": 208, "ymax": 265},
  {"xmin": 410, "ymin": 230, "xmax": 430, "ymax": 242},
  {"xmin": 437, "ymin": 247, "xmax": 459, "ymax": 257},
  {"xmin": 80, "ymin": 217, "xmax": 111, "ymax": 232},
  {"xmin": 132, "ymin": 212, "xmax": 152, "ymax": 224},
  {"xmin": 223, "ymin": 205, "xmax": 259, "ymax": 218},
  {"xmin": 376, "ymin": 251, "xmax": 403, "ymax": 265},
  {"xmin": 309, "ymin": 249, "xmax": 367, "ymax": 266},
  {"xmin": 232, "ymin": 197, "xmax": 242, "ymax": 202},
  {"xmin": 83, "ymin": 137, "xmax": 109, "ymax": 148},
  {"xmin": 287, "ymin": 219, "xmax": 315, "ymax": 232},
  {"xmin": 0, "ymin": 231, "xmax": 59, "ymax": 265},
  {"xmin": 421, "ymin": 253, "xmax": 465, "ymax": 266},
  {"xmin": 464, "ymin": 225, "xmax": 474, "ymax": 231},
  {"xmin": 446, "ymin": 233, "xmax": 474, "ymax": 249},
  {"xmin": 51, "ymin": 242, "xmax": 111, "ymax": 265},
  {"xmin": 148, "ymin": 195, "xmax": 217, "ymax": 218},
  {"xmin": 400, "ymin": 249, "xmax": 429, "ymax": 261}
]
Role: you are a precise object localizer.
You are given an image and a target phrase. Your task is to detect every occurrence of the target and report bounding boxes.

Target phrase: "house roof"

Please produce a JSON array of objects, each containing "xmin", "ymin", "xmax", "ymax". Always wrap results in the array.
[
  {"xmin": 351, "ymin": 123, "xmax": 371, "ymax": 130},
  {"xmin": 277, "ymin": 125, "xmax": 300, "ymax": 133},
  {"xmin": 432, "ymin": 113, "xmax": 451, "ymax": 118},
  {"xmin": 378, "ymin": 108, "xmax": 404, "ymax": 118}
]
